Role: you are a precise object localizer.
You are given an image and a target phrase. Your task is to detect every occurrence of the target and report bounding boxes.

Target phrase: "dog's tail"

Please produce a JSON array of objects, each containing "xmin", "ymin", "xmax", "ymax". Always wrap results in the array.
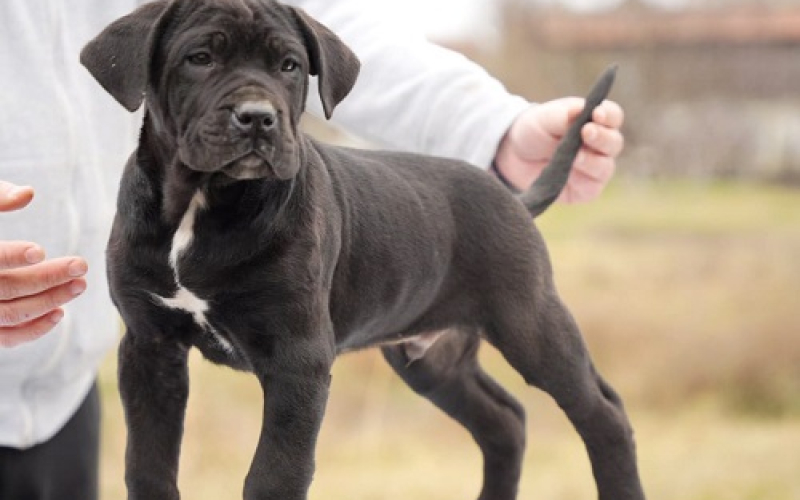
[{"xmin": 520, "ymin": 65, "xmax": 617, "ymax": 218}]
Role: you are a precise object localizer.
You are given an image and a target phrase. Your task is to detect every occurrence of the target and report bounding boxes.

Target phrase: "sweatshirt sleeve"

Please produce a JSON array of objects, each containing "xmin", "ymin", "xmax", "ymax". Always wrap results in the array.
[{"xmin": 285, "ymin": 0, "xmax": 530, "ymax": 169}]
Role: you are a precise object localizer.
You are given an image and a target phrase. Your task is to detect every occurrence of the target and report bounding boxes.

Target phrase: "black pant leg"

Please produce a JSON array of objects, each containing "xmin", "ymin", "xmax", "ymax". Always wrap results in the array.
[{"xmin": 0, "ymin": 382, "xmax": 101, "ymax": 500}]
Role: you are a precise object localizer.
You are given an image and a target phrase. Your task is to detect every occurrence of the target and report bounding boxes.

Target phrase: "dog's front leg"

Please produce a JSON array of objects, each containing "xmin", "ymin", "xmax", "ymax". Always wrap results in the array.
[
  {"xmin": 118, "ymin": 332, "xmax": 189, "ymax": 500},
  {"xmin": 243, "ymin": 334, "xmax": 334, "ymax": 500}
]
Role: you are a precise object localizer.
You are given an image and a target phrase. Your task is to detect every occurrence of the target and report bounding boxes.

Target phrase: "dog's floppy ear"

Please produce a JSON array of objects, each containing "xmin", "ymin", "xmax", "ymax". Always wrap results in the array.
[
  {"xmin": 290, "ymin": 7, "xmax": 360, "ymax": 120},
  {"xmin": 80, "ymin": 0, "xmax": 176, "ymax": 112}
]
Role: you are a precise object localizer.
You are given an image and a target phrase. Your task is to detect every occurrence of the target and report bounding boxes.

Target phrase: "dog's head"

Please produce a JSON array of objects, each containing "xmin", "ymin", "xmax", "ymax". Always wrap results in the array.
[{"xmin": 81, "ymin": 0, "xmax": 360, "ymax": 181}]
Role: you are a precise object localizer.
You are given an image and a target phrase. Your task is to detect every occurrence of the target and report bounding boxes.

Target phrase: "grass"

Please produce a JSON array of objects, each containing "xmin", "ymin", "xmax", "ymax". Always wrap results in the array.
[
  {"xmin": 537, "ymin": 179, "xmax": 800, "ymax": 415},
  {"xmin": 99, "ymin": 179, "xmax": 800, "ymax": 499}
]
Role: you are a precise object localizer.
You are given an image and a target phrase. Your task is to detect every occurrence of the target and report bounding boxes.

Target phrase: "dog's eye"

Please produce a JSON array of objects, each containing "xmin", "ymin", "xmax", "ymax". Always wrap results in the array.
[
  {"xmin": 281, "ymin": 58, "xmax": 300, "ymax": 73},
  {"xmin": 186, "ymin": 51, "xmax": 214, "ymax": 67}
]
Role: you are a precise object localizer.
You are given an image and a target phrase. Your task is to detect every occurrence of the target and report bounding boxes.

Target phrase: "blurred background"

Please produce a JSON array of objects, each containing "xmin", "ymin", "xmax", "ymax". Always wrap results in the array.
[{"xmin": 100, "ymin": 1, "xmax": 800, "ymax": 498}]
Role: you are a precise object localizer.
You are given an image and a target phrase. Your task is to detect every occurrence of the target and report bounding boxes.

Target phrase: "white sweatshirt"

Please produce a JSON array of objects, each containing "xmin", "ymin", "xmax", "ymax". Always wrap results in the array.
[{"xmin": 0, "ymin": 0, "xmax": 528, "ymax": 448}]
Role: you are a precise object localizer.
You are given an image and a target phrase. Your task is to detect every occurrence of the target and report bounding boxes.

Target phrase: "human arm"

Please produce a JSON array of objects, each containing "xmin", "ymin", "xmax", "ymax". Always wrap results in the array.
[
  {"xmin": 0, "ymin": 181, "xmax": 88, "ymax": 348},
  {"xmin": 289, "ymin": 0, "xmax": 624, "ymax": 202}
]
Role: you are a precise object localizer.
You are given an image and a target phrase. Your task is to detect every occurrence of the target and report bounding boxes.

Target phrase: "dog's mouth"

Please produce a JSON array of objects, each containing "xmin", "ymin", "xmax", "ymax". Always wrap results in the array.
[
  {"xmin": 221, "ymin": 148, "xmax": 275, "ymax": 180},
  {"xmin": 179, "ymin": 133, "xmax": 299, "ymax": 181}
]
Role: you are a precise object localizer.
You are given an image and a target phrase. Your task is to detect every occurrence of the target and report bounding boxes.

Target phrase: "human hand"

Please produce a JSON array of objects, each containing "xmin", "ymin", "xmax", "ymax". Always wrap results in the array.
[
  {"xmin": 1, "ymin": 181, "xmax": 88, "ymax": 348},
  {"xmin": 494, "ymin": 98, "xmax": 625, "ymax": 203}
]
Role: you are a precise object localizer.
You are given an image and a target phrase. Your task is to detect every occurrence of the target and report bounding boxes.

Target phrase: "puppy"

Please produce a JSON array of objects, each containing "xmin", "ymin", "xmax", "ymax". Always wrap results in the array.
[{"xmin": 81, "ymin": 1, "xmax": 645, "ymax": 499}]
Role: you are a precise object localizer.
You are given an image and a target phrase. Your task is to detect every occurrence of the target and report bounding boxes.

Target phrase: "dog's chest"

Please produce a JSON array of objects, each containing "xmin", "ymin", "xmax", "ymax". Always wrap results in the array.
[{"xmin": 151, "ymin": 190, "xmax": 234, "ymax": 354}]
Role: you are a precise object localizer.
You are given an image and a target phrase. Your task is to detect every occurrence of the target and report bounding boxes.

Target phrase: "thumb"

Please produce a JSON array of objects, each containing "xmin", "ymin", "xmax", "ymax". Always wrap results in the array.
[
  {"xmin": 536, "ymin": 97, "xmax": 586, "ymax": 138},
  {"xmin": 506, "ymin": 98, "xmax": 585, "ymax": 161},
  {"xmin": 0, "ymin": 181, "xmax": 34, "ymax": 212}
]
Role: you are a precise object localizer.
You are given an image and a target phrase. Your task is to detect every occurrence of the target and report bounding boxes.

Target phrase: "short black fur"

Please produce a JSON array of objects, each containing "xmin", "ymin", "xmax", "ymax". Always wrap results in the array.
[{"xmin": 81, "ymin": 1, "xmax": 645, "ymax": 499}]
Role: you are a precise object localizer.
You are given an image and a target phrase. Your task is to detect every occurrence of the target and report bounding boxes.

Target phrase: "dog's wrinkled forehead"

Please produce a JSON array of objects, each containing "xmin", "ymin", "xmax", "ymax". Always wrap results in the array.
[
  {"xmin": 160, "ymin": 0, "xmax": 304, "ymax": 63},
  {"xmin": 171, "ymin": 0, "xmax": 290, "ymax": 28}
]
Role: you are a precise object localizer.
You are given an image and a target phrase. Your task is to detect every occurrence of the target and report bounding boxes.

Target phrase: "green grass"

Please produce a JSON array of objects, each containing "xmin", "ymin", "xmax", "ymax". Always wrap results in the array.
[{"xmin": 99, "ymin": 179, "xmax": 800, "ymax": 499}]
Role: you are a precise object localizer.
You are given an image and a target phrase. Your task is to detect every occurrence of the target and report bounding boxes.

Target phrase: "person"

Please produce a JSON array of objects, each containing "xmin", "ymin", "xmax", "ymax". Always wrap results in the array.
[{"xmin": 0, "ymin": 0, "xmax": 624, "ymax": 498}]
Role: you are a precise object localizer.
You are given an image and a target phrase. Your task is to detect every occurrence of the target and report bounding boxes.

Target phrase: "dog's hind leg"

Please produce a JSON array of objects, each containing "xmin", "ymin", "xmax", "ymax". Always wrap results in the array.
[
  {"xmin": 382, "ymin": 330, "xmax": 525, "ymax": 500},
  {"xmin": 484, "ymin": 291, "xmax": 646, "ymax": 500}
]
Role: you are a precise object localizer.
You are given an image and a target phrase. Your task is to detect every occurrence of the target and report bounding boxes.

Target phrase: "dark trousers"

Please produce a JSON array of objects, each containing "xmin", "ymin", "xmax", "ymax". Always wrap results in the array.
[{"xmin": 0, "ymin": 382, "xmax": 100, "ymax": 500}]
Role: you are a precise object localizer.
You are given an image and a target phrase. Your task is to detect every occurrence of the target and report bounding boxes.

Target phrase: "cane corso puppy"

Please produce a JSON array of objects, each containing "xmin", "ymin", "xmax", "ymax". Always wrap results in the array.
[{"xmin": 81, "ymin": 0, "xmax": 645, "ymax": 499}]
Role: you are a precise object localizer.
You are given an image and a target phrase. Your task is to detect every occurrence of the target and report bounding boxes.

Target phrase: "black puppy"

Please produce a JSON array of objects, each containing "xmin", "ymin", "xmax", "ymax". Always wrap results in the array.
[{"xmin": 81, "ymin": 1, "xmax": 645, "ymax": 499}]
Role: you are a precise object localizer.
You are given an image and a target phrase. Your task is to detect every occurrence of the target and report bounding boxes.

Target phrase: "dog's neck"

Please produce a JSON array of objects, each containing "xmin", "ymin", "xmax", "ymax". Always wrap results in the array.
[{"xmin": 136, "ymin": 117, "xmax": 203, "ymax": 224}]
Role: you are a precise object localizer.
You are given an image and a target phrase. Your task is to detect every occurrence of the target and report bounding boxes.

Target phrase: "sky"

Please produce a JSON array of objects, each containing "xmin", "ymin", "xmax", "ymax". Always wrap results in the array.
[{"xmin": 386, "ymin": 0, "xmax": 691, "ymax": 40}]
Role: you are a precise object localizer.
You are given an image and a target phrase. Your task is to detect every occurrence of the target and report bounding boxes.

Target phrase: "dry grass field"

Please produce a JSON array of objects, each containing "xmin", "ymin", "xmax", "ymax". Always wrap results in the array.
[{"xmin": 98, "ymin": 179, "xmax": 800, "ymax": 500}]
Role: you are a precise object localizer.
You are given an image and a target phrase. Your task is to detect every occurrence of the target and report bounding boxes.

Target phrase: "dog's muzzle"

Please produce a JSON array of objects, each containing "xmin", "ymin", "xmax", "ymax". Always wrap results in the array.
[
  {"xmin": 222, "ymin": 99, "xmax": 283, "ymax": 180},
  {"xmin": 178, "ymin": 96, "xmax": 299, "ymax": 182}
]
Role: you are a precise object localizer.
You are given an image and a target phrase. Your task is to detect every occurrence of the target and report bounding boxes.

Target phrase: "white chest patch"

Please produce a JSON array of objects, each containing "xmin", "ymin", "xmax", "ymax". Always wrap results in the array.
[
  {"xmin": 156, "ymin": 286, "xmax": 211, "ymax": 329},
  {"xmin": 170, "ymin": 190, "xmax": 207, "ymax": 270},
  {"xmin": 151, "ymin": 190, "xmax": 234, "ymax": 354}
]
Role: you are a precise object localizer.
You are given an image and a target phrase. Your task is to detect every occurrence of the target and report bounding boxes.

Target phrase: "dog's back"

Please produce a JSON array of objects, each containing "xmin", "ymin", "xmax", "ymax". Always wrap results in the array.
[
  {"xmin": 310, "ymin": 140, "xmax": 547, "ymax": 351},
  {"xmin": 310, "ymin": 65, "xmax": 618, "ymax": 350}
]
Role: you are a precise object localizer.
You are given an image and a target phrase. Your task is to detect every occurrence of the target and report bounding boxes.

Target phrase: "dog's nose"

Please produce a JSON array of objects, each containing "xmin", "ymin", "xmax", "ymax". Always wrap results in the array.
[{"xmin": 231, "ymin": 101, "xmax": 277, "ymax": 133}]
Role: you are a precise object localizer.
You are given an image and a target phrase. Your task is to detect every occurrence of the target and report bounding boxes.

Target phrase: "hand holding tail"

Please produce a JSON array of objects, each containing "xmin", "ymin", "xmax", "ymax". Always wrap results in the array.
[{"xmin": 495, "ymin": 65, "xmax": 622, "ymax": 214}]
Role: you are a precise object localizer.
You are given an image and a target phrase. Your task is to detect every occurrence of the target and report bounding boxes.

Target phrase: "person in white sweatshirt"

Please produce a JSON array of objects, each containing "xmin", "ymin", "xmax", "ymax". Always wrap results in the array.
[{"xmin": 0, "ymin": 0, "xmax": 623, "ymax": 498}]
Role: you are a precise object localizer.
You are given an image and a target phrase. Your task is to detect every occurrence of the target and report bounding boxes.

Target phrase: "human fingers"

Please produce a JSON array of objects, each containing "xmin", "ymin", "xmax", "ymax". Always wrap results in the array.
[
  {"xmin": 0, "ymin": 279, "xmax": 85, "ymax": 329},
  {"xmin": 534, "ymin": 97, "xmax": 585, "ymax": 138},
  {"xmin": 0, "ymin": 308, "xmax": 65, "ymax": 348},
  {"xmin": 504, "ymin": 99, "xmax": 578, "ymax": 163},
  {"xmin": 560, "ymin": 153, "xmax": 616, "ymax": 204},
  {"xmin": 515, "ymin": 97, "xmax": 617, "ymax": 154},
  {"xmin": 582, "ymin": 122, "xmax": 625, "ymax": 159},
  {"xmin": 550, "ymin": 97, "xmax": 624, "ymax": 126},
  {"xmin": 0, "ymin": 256, "xmax": 88, "ymax": 301},
  {"xmin": 0, "ymin": 241, "xmax": 46, "ymax": 270},
  {"xmin": 0, "ymin": 181, "xmax": 34, "ymax": 212},
  {"xmin": 591, "ymin": 100, "xmax": 625, "ymax": 130}
]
